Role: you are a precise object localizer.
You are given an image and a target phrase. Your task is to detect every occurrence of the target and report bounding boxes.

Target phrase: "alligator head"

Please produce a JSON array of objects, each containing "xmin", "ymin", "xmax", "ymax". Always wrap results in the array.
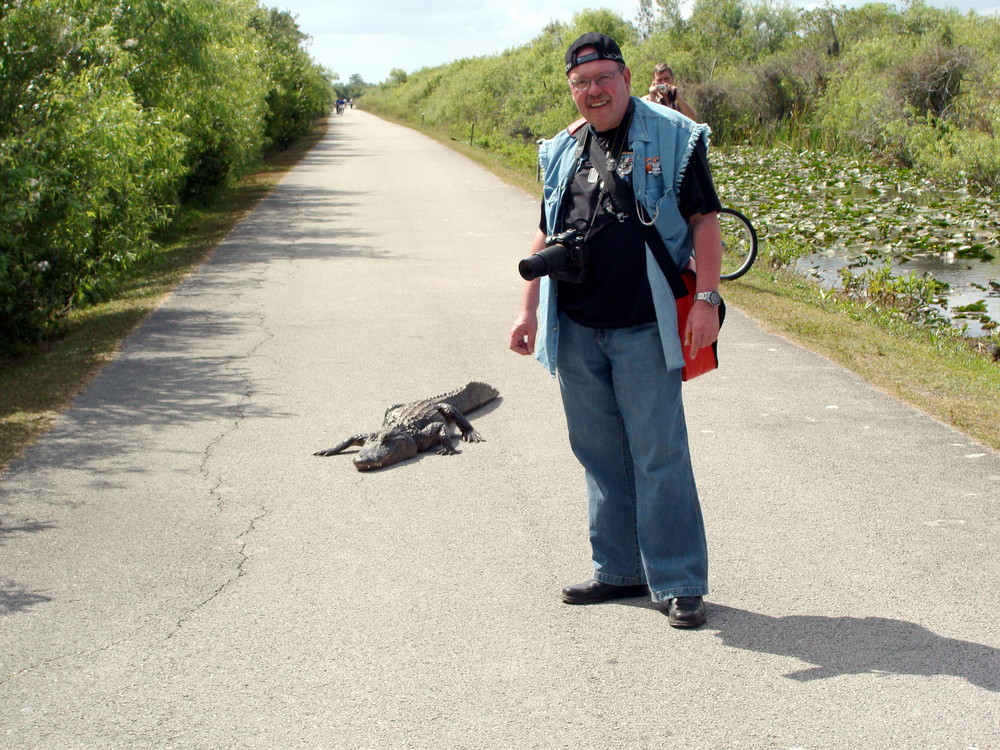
[{"xmin": 353, "ymin": 429, "xmax": 419, "ymax": 471}]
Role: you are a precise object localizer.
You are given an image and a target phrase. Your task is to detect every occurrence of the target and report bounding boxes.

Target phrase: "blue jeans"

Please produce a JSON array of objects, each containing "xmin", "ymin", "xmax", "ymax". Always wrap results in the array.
[{"xmin": 556, "ymin": 314, "xmax": 708, "ymax": 602}]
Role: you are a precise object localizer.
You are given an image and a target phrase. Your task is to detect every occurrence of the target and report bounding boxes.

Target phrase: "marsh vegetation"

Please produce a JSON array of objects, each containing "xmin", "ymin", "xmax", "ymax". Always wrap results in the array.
[{"xmin": 361, "ymin": 1, "xmax": 1000, "ymax": 343}]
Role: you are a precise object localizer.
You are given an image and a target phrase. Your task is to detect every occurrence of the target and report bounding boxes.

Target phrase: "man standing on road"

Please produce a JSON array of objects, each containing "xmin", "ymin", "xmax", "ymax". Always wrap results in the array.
[{"xmin": 508, "ymin": 32, "xmax": 724, "ymax": 628}]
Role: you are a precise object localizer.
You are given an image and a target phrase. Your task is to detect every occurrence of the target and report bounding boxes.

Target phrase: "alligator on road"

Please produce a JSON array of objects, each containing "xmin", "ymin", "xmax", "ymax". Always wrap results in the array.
[{"xmin": 313, "ymin": 382, "xmax": 500, "ymax": 471}]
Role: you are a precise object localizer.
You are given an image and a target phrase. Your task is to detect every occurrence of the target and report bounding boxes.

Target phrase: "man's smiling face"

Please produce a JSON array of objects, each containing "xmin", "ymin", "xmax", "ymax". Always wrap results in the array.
[{"xmin": 568, "ymin": 46, "xmax": 631, "ymax": 132}]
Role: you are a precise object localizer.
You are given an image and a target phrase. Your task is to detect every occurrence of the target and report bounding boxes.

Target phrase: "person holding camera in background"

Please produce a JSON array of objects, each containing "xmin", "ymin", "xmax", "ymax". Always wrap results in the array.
[
  {"xmin": 508, "ymin": 33, "xmax": 724, "ymax": 628},
  {"xmin": 643, "ymin": 62, "xmax": 698, "ymax": 121}
]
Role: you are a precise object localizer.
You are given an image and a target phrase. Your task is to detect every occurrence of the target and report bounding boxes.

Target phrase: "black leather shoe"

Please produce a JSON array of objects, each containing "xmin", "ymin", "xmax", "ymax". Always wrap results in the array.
[
  {"xmin": 561, "ymin": 579, "xmax": 648, "ymax": 605},
  {"xmin": 667, "ymin": 596, "xmax": 707, "ymax": 628}
]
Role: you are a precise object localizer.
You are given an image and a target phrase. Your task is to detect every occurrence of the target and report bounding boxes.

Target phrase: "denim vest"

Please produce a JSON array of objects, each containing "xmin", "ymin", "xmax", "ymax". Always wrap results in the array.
[{"xmin": 535, "ymin": 97, "xmax": 711, "ymax": 375}]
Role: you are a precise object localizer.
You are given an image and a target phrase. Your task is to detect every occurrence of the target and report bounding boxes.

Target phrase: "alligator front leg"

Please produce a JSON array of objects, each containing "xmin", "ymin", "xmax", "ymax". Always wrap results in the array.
[
  {"xmin": 313, "ymin": 433, "xmax": 370, "ymax": 456},
  {"xmin": 413, "ymin": 422, "xmax": 457, "ymax": 455},
  {"xmin": 435, "ymin": 422, "xmax": 459, "ymax": 455},
  {"xmin": 438, "ymin": 404, "xmax": 485, "ymax": 443}
]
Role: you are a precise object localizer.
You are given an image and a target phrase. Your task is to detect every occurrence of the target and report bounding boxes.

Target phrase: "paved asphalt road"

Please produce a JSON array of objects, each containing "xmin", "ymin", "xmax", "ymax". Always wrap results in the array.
[{"xmin": 2, "ymin": 110, "xmax": 998, "ymax": 749}]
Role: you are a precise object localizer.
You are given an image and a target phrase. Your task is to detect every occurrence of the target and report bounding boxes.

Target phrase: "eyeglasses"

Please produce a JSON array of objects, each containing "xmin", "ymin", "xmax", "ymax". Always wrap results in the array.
[{"xmin": 568, "ymin": 67, "xmax": 623, "ymax": 92}]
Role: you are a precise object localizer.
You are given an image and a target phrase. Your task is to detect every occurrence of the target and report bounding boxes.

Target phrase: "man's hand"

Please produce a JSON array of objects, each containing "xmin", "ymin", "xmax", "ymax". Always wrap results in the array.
[
  {"xmin": 684, "ymin": 300, "xmax": 721, "ymax": 358},
  {"xmin": 510, "ymin": 230, "xmax": 546, "ymax": 356},
  {"xmin": 647, "ymin": 83, "xmax": 671, "ymax": 104},
  {"xmin": 509, "ymin": 316, "xmax": 537, "ymax": 356}
]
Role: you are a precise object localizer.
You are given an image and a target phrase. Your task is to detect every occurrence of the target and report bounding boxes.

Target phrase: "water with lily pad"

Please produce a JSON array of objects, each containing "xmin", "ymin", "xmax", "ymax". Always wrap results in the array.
[{"xmin": 714, "ymin": 147, "xmax": 999, "ymax": 337}]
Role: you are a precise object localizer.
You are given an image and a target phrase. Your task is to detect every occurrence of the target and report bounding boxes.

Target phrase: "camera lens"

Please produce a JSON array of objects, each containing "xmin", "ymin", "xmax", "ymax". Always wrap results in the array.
[
  {"xmin": 518, "ymin": 243, "xmax": 571, "ymax": 281},
  {"xmin": 518, "ymin": 254, "xmax": 550, "ymax": 281}
]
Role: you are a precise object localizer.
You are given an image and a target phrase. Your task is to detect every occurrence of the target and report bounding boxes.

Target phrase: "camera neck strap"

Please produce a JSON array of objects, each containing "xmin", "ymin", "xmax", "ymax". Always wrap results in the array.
[{"xmin": 573, "ymin": 113, "xmax": 689, "ymax": 300}]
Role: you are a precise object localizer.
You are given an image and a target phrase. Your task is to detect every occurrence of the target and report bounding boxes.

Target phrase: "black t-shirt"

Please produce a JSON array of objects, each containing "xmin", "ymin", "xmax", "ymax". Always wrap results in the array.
[{"xmin": 539, "ymin": 122, "xmax": 721, "ymax": 328}]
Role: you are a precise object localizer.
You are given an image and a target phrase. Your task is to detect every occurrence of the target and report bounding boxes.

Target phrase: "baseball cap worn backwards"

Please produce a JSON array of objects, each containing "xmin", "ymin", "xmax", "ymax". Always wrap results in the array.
[{"xmin": 565, "ymin": 32, "xmax": 625, "ymax": 74}]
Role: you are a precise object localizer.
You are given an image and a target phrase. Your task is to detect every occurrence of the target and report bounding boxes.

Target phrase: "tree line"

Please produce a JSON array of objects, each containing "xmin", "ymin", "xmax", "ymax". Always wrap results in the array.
[
  {"xmin": 1, "ymin": 0, "xmax": 334, "ymax": 351},
  {"xmin": 361, "ymin": 1, "xmax": 1000, "ymax": 188}
]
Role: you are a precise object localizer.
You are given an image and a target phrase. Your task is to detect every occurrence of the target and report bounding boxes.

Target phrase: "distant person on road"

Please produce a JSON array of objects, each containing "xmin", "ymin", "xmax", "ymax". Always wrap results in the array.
[
  {"xmin": 508, "ymin": 33, "xmax": 724, "ymax": 628},
  {"xmin": 642, "ymin": 62, "xmax": 698, "ymax": 121}
]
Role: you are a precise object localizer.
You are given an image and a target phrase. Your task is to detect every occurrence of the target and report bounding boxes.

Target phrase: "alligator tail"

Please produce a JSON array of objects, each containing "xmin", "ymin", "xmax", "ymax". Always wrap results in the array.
[{"xmin": 442, "ymin": 381, "xmax": 500, "ymax": 414}]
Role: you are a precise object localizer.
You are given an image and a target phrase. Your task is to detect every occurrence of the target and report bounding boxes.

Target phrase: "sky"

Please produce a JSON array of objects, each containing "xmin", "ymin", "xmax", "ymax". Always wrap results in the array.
[{"xmin": 268, "ymin": 0, "xmax": 1000, "ymax": 85}]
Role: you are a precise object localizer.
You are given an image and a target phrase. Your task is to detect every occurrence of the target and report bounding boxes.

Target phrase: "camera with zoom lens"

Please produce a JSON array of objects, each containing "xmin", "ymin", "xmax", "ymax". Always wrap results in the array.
[
  {"xmin": 656, "ymin": 83, "xmax": 670, "ymax": 92},
  {"xmin": 518, "ymin": 229, "xmax": 588, "ymax": 284}
]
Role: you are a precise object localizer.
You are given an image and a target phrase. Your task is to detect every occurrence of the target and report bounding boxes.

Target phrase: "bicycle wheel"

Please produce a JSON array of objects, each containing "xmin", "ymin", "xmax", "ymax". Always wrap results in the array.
[{"xmin": 717, "ymin": 207, "xmax": 758, "ymax": 281}]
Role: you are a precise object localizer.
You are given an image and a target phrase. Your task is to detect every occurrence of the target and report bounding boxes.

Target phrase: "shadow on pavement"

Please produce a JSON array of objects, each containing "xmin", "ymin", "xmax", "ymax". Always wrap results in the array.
[
  {"xmin": 4, "ymin": 307, "xmax": 295, "ymax": 484},
  {"xmin": 706, "ymin": 603, "xmax": 999, "ymax": 692},
  {"xmin": 0, "ymin": 519, "xmax": 56, "ymax": 544},
  {"xmin": 208, "ymin": 183, "xmax": 386, "ymax": 267},
  {"xmin": 0, "ymin": 521, "xmax": 57, "ymax": 615},
  {"xmin": 0, "ymin": 581, "xmax": 52, "ymax": 616}
]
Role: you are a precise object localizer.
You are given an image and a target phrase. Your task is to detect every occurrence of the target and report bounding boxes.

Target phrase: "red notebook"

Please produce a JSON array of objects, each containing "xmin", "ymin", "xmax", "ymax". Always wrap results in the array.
[{"xmin": 675, "ymin": 269, "xmax": 722, "ymax": 381}]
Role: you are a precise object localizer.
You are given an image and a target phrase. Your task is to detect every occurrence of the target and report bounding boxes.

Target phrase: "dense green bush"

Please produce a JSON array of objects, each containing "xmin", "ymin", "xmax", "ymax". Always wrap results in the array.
[
  {"xmin": 253, "ymin": 8, "xmax": 335, "ymax": 149},
  {"xmin": 0, "ymin": 0, "xmax": 333, "ymax": 351}
]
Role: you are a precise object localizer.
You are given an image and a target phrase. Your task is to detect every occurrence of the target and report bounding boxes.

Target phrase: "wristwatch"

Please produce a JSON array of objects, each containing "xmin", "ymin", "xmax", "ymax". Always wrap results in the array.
[{"xmin": 694, "ymin": 290, "xmax": 723, "ymax": 307}]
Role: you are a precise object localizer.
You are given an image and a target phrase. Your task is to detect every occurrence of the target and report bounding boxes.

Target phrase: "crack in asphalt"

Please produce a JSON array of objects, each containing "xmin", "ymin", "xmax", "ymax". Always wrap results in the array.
[
  {"xmin": 168, "ymin": 263, "xmax": 279, "ymax": 640},
  {"xmin": 165, "ymin": 507, "xmax": 270, "ymax": 641},
  {"xmin": 1, "ymin": 639, "xmax": 127, "ymax": 685}
]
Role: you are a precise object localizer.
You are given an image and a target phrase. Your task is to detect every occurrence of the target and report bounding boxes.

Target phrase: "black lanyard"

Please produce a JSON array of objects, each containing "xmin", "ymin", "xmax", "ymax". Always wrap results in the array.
[{"xmin": 573, "ymin": 112, "xmax": 689, "ymax": 300}]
